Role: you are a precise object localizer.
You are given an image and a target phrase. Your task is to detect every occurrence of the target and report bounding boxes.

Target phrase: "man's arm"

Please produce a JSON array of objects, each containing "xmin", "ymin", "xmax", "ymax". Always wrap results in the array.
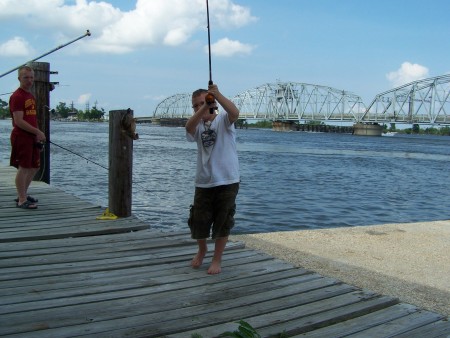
[{"xmin": 12, "ymin": 111, "xmax": 46, "ymax": 142}]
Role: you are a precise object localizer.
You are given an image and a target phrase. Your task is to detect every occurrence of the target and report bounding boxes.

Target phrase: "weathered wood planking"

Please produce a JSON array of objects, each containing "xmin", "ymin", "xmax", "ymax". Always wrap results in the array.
[
  {"xmin": 0, "ymin": 166, "xmax": 148, "ymax": 242},
  {"xmin": 0, "ymin": 164, "xmax": 448, "ymax": 337}
]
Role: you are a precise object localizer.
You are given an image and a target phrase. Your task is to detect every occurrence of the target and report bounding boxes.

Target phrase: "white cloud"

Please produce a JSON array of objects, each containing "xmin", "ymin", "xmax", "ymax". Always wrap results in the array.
[
  {"xmin": 77, "ymin": 93, "xmax": 91, "ymax": 105},
  {"xmin": 213, "ymin": 1, "xmax": 258, "ymax": 28},
  {"xmin": 144, "ymin": 94, "xmax": 168, "ymax": 101},
  {"xmin": 0, "ymin": 0, "xmax": 257, "ymax": 55},
  {"xmin": 208, "ymin": 37, "xmax": 255, "ymax": 57},
  {"xmin": 0, "ymin": 37, "xmax": 34, "ymax": 57},
  {"xmin": 386, "ymin": 62, "xmax": 429, "ymax": 87}
]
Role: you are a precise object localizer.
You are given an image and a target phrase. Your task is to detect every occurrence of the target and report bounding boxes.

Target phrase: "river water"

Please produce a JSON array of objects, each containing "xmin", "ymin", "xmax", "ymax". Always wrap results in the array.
[{"xmin": 1, "ymin": 120, "xmax": 449, "ymax": 234}]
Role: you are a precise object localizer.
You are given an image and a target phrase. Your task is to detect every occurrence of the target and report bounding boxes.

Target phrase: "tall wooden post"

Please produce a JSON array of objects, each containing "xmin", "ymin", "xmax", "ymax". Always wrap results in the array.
[
  {"xmin": 109, "ymin": 109, "xmax": 134, "ymax": 217},
  {"xmin": 30, "ymin": 61, "xmax": 51, "ymax": 183}
]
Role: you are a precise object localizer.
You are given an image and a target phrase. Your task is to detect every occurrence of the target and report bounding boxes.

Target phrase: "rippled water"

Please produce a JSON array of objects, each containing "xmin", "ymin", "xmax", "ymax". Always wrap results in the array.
[{"xmin": 1, "ymin": 120, "xmax": 449, "ymax": 234}]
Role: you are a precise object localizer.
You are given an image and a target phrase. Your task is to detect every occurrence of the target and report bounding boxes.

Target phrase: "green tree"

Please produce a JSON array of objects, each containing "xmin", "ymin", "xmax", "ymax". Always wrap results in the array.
[
  {"xmin": 440, "ymin": 126, "xmax": 450, "ymax": 136},
  {"xmin": 55, "ymin": 102, "xmax": 71, "ymax": 118},
  {"xmin": 89, "ymin": 106, "xmax": 105, "ymax": 120},
  {"xmin": 0, "ymin": 98, "xmax": 9, "ymax": 119},
  {"xmin": 253, "ymin": 120, "xmax": 272, "ymax": 128},
  {"xmin": 307, "ymin": 120, "xmax": 325, "ymax": 125},
  {"xmin": 77, "ymin": 110, "xmax": 85, "ymax": 121}
]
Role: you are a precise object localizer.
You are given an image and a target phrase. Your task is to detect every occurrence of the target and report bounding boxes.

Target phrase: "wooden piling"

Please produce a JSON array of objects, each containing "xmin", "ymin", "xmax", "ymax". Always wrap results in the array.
[
  {"xmin": 108, "ymin": 109, "xmax": 134, "ymax": 217},
  {"xmin": 30, "ymin": 61, "xmax": 51, "ymax": 183}
]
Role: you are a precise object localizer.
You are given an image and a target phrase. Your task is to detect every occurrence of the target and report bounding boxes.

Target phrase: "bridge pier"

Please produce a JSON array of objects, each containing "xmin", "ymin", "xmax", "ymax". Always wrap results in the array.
[
  {"xmin": 273, "ymin": 121, "xmax": 354, "ymax": 134},
  {"xmin": 353, "ymin": 122, "xmax": 383, "ymax": 136}
]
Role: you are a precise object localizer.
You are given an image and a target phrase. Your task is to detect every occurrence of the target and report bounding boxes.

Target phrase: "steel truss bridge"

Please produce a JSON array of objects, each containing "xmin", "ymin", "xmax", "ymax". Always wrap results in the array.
[{"xmin": 151, "ymin": 74, "xmax": 450, "ymax": 125}]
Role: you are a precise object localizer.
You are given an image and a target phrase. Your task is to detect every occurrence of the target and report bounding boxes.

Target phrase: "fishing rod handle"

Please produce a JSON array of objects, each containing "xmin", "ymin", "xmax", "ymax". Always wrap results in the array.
[
  {"xmin": 205, "ymin": 80, "xmax": 215, "ymax": 114},
  {"xmin": 205, "ymin": 80, "xmax": 215, "ymax": 103}
]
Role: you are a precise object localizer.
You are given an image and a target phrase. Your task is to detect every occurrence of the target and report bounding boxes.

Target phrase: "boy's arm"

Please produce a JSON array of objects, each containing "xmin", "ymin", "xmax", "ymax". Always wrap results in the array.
[
  {"xmin": 186, "ymin": 103, "xmax": 207, "ymax": 136},
  {"xmin": 208, "ymin": 85, "xmax": 239, "ymax": 124}
]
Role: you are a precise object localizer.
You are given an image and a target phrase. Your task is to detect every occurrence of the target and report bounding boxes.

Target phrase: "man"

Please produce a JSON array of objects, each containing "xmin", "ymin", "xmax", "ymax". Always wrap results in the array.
[
  {"xmin": 185, "ymin": 83, "xmax": 240, "ymax": 274},
  {"xmin": 10, "ymin": 65, "xmax": 46, "ymax": 209}
]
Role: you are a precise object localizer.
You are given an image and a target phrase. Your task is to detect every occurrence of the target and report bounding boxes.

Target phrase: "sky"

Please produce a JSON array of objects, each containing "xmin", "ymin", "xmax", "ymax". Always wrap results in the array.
[{"xmin": 0, "ymin": 0, "xmax": 449, "ymax": 117}]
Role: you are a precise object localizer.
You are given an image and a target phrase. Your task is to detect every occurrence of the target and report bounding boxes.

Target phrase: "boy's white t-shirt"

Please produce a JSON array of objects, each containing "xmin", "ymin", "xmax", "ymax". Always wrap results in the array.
[{"xmin": 186, "ymin": 112, "xmax": 240, "ymax": 188}]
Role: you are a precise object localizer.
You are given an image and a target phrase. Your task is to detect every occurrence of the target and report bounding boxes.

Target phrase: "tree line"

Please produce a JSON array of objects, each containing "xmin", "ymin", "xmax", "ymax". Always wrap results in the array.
[
  {"xmin": 52, "ymin": 102, "xmax": 105, "ymax": 121},
  {"xmin": 0, "ymin": 99, "xmax": 105, "ymax": 121},
  {"xmin": 384, "ymin": 123, "xmax": 450, "ymax": 136},
  {"xmin": 1, "ymin": 102, "xmax": 450, "ymax": 135},
  {"xmin": 246, "ymin": 120, "xmax": 450, "ymax": 136}
]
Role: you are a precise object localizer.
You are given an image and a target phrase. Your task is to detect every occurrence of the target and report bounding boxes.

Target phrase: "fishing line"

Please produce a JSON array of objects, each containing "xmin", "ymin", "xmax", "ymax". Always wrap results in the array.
[
  {"xmin": 49, "ymin": 140, "xmax": 108, "ymax": 171},
  {"xmin": 48, "ymin": 140, "xmax": 151, "ymax": 193}
]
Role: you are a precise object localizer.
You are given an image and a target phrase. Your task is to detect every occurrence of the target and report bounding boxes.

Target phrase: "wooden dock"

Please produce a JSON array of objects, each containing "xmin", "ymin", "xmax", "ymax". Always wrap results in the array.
[{"xmin": 0, "ymin": 165, "xmax": 449, "ymax": 337}]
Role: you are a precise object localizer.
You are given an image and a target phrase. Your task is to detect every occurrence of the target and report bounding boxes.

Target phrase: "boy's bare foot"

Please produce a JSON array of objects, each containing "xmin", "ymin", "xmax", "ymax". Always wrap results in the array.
[
  {"xmin": 191, "ymin": 251, "xmax": 206, "ymax": 268},
  {"xmin": 207, "ymin": 259, "xmax": 222, "ymax": 274}
]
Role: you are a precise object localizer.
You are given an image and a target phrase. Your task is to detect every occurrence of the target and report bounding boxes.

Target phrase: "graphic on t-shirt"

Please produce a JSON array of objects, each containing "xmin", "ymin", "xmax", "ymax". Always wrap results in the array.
[
  {"xmin": 201, "ymin": 129, "xmax": 216, "ymax": 147},
  {"xmin": 201, "ymin": 122, "xmax": 216, "ymax": 147}
]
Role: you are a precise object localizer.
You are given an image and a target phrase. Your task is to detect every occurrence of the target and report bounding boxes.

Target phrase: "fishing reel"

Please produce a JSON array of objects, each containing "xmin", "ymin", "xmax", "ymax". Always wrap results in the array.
[
  {"xmin": 35, "ymin": 141, "xmax": 45, "ymax": 150},
  {"xmin": 205, "ymin": 92, "xmax": 216, "ymax": 114},
  {"xmin": 205, "ymin": 92, "xmax": 215, "ymax": 105},
  {"xmin": 205, "ymin": 80, "xmax": 215, "ymax": 114}
]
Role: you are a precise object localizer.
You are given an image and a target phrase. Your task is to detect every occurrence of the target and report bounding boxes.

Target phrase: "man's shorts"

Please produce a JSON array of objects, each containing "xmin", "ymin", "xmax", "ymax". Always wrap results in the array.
[
  {"xmin": 10, "ymin": 133, "xmax": 40, "ymax": 169},
  {"xmin": 188, "ymin": 183, "xmax": 239, "ymax": 240}
]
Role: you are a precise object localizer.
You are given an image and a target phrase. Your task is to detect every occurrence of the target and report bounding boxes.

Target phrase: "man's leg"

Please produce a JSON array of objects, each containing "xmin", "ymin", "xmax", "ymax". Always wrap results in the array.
[
  {"xmin": 208, "ymin": 236, "xmax": 228, "ymax": 274},
  {"xmin": 25, "ymin": 167, "xmax": 38, "ymax": 190},
  {"xmin": 16, "ymin": 167, "xmax": 38, "ymax": 205},
  {"xmin": 191, "ymin": 239, "xmax": 208, "ymax": 268}
]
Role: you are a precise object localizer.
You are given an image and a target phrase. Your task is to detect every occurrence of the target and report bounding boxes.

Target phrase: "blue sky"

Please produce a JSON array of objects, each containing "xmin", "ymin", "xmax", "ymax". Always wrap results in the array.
[{"xmin": 0, "ymin": 0, "xmax": 449, "ymax": 117}]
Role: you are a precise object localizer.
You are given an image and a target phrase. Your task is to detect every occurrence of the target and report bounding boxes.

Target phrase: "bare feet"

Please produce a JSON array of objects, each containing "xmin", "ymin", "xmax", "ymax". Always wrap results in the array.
[
  {"xmin": 207, "ymin": 259, "xmax": 222, "ymax": 274},
  {"xmin": 190, "ymin": 238, "xmax": 225, "ymax": 274},
  {"xmin": 191, "ymin": 251, "xmax": 206, "ymax": 268},
  {"xmin": 206, "ymin": 236, "xmax": 227, "ymax": 274}
]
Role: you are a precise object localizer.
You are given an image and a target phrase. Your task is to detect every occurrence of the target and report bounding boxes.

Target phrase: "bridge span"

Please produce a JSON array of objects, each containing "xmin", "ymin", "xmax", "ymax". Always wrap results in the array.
[{"xmin": 144, "ymin": 75, "xmax": 450, "ymax": 126}]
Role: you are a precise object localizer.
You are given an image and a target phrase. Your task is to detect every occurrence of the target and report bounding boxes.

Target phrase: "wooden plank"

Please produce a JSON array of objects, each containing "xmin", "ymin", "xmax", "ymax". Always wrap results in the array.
[
  {"xmin": 0, "ymin": 221, "xmax": 149, "ymax": 242},
  {"xmin": 88, "ymin": 287, "xmax": 367, "ymax": 338},
  {"xmin": 0, "ymin": 243, "xmax": 249, "ymax": 281},
  {"xmin": 0, "ymin": 282, "xmax": 355, "ymax": 337},
  {"xmin": 0, "ymin": 164, "xmax": 448, "ymax": 337},
  {"xmin": 0, "ymin": 268, "xmax": 319, "ymax": 316},
  {"xmin": 394, "ymin": 319, "xmax": 450, "ymax": 338},
  {"xmin": 255, "ymin": 294, "xmax": 398, "ymax": 337},
  {"xmin": 0, "ymin": 169, "xmax": 148, "ymax": 241},
  {"xmin": 0, "ymin": 240, "xmax": 244, "ymax": 270},
  {"xmin": 179, "ymin": 303, "xmax": 418, "ymax": 338},
  {"xmin": 292, "ymin": 303, "xmax": 419, "ymax": 337},
  {"xmin": 0, "ymin": 229, "xmax": 191, "ymax": 252},
  {"xmin": 346, "ymin": 310, "xmax": 445, "ymax": 337},
  {"xmin": 0, "ymin": 250, "xmax": 279, "ymax": 295},
  {"xmin": 0, "ymin": 233, "xmax": 194, "ymax": 258},
  {"xmin": 0, "ymin": 249, "xmax": 258, "ymax": 289},
  {"xmin": 0, "ymin": 263, "xmax": 308, "ymax": 308}
]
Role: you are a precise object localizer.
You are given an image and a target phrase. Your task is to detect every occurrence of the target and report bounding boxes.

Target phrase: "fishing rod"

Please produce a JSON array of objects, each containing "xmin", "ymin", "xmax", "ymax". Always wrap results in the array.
[
  {"xmin": 0, "ymin": 30, "xmax": 91, "ymax": 79},
  {"xmin": 205, "ymin": 0, "xmax": 216, "ymax": 114}
]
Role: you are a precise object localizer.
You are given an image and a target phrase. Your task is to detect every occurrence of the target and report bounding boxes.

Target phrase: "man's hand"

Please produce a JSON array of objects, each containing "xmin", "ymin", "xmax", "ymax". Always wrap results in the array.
[{"xmin": 35, "ymin": 130, "xmax": 46, "ymax": 143}]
